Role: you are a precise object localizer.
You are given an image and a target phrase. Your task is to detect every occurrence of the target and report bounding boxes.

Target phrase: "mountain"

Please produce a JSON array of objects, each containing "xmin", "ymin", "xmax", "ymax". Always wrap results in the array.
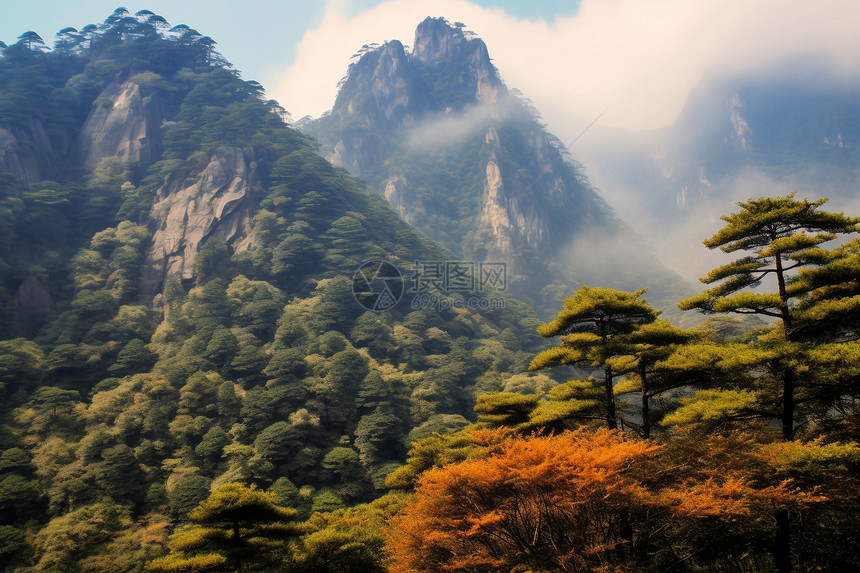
[
  {"xmin": 577, "ymin": 57, "xmax": 860, "ymax": 280},
  {"xmin": 662, "ymin": 59, "xmax": 860, "ymax": 210},
  {"xmin": 303, "ymin": 17, "xmax": 689, "ymax": 316},
  {"xmin": 0, "ymin": 10, "xmax": 558, "ymax": 569}
]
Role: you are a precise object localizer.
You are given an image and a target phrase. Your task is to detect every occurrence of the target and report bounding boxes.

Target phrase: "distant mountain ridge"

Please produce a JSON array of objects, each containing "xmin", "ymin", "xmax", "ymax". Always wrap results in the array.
[
  {"xmin": 304, "ymin": 17, "xmax": 689, "ymax": 315},
  {"xmin": 578, "ymin": 57, "xmax": 860, "ymax": 281},
  {"xmin": 658, "ymin": 61, "xmax": 860, "ymax": 216}
]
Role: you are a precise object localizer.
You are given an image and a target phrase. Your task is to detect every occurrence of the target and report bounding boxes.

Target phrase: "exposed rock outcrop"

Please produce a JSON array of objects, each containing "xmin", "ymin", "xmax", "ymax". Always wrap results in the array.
[
  {"xmin": 13, "ymin": 276, "xmax": 54, "ymax": 337},
  {"xmin": 0, "ymin": 119, "xmax": 55, "ymax": 185},
  {"xmin": 383, "ymin": 175, "xmax": 413, "ymax": 223},
  {"xmin": 78, "ymin": 79, "xmax": 166, "ymax": 170},
  {"xmin": 146, "ymin": 146, "xmax": 258, "ymax": 291},
  {"xmin": 322, "ymin": 40, "xmax": 416, "ymax": 176},
  {"xmin": 411, "ymin": 17, "xmax": 500, "ymax": 104}
]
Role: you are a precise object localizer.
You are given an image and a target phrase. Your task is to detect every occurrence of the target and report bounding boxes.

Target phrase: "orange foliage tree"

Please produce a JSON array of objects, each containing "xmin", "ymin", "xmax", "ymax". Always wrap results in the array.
[
  {"xmin": 386, "ymin": 428, "xmax": 841, "ymax": 572},
  {"xmin": 387, "ymin": 428, "xmax": 659, "ymax": 572},
  {"xmin": 648, "ymin": 430, "xmax": 858, "ymax": 572}
]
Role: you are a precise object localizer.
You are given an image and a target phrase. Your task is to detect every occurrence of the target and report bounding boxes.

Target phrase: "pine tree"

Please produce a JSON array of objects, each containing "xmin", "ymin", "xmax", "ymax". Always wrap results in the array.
[
  {"xmin": 529, "ymin": 286, "xmax": 659, "ymax": 429},
  {"xmin": 617, "ymin": 319, "xmax": 697, "ymax": 438},
  {"xmin": 679, "ymin": 193, "xmax": 860, "ymax": 439},
  {"xmin": 146, "ymin": 483, "xmax": 298, "ymax": 572}
]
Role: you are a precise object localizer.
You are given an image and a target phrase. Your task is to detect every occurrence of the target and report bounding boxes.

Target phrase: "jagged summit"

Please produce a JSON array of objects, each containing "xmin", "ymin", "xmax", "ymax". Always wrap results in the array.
[
  {"xmin": 412, "ymin": 17, "xmax": 472, "ymax": 64},
  {"xmin": 410, "ymin": 17, "xmax": 501, "ymax": 104},
  {"xmin": 325, "ymin": 18, "xmax": 505, "ymax": 176},
  {"xmin": 339, "ymin": 17, "xmax": 503, "ymax": 113}
]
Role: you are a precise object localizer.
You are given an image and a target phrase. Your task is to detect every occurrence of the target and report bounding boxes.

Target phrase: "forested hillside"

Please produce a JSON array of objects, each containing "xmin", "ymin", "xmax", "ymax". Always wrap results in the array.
[
  {"xmin": 0, "ymin": 9, "xmax": 552, "ymax": 570},
  {"xmin": 1, "ymin": 8, "xmax": 859, "ymax": 573}
]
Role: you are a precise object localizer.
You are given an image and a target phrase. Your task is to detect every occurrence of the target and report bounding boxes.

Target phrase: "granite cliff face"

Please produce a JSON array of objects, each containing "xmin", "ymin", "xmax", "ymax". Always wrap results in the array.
[
  {"xmin": 74, "ymin": 78, "xmax": 261, "ymax": 294},
  {"xmin": 0, "ymin": 118, "xmax": 55, "ymax": 185},
  {"xmin": 147, "ymin": 146, "xmax": 258, "ymax": 288},
  {"xmin": 306, "ymin": 18, "xmax": 672, "ymax": 313},
  {"xmin": 78, "ymin": 79, "xmax": 166, "ymax": 170},
  {"xmin": 323, "ymin": 40, "xmax": 415, "ymax": 175}
]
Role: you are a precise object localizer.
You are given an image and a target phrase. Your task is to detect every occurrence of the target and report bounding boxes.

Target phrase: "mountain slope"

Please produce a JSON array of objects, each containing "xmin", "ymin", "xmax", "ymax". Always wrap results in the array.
[
  {"xmin": 0, "ymin": 10, "xmax": 556, "ymax": 570},
  {"xmin": 578, "ymin": 57, "xmax": 860, "ymax": 281}
]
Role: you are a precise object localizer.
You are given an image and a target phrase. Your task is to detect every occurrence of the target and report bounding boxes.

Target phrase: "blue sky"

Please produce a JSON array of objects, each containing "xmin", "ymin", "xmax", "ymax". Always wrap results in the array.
[
  {"xmin": 1, "ymin": 0, "xmax": 857, "ymax": 133},
  {"xmin": 0, "ymin": 1, "xmax": 580, "ymax": 85}
]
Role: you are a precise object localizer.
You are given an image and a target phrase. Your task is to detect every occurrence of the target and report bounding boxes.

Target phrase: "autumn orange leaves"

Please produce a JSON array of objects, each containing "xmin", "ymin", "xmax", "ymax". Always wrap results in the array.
[
  {"xmin": 389, "ymin": 428, "xmax": 655, "ymax": 572},
  {"xmin": 386, "ymin": 427, "xmax": 853, "ymax": 572}
]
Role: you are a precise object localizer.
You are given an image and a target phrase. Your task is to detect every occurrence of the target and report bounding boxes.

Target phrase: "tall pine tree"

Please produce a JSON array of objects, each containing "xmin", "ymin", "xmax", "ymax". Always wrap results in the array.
[
  {"xmin": 679, "ymin": 193, "xmax": 860, "ymax": 439},
  {"xmin": 530, "ymin": 286, "xmax": 659, "ymax": 429}
]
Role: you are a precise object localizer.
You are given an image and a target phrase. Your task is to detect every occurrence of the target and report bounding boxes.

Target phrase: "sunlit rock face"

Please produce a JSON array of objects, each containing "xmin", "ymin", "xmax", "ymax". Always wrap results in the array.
[
  {"xmin": 78, "ymin": 79, "xmax": 166, "ymax": 170},
  {"xmin": 73, "ymin": 77, "xmax": 259, "ymax": 295},
  {"xmin": 146, "ymin": 146, "xmax": 259, "ymax": 290}
]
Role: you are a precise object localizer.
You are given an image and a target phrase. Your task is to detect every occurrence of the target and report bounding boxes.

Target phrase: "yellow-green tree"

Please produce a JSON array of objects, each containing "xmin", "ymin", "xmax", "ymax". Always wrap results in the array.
[
  {"xmin": 613, "ymin": 318, "xmax": 697, "ymax": 438},
  {"xmin": 146, "ymin": 483, "xmax": 298, "ymax": 572},
  {"xmin": 530, "ymin": 286, "xmax": 659, "ymax": 429},
  {"xmin": 679, "ymin": 194, "xmax": 860, "ymax": 439}
]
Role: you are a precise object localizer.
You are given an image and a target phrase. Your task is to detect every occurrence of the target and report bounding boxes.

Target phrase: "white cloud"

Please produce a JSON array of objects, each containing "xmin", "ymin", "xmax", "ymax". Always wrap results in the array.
[
  {"xmin": 267, "ymin": 0, "xmax": 508, "ymax": 120},
  {"xmin": 269, "ymin": 0, "xmax": 860, "ymax": 132},
  {"xmin": 404, "ymin": 103, "xmax": 513, "ymax": 148}
]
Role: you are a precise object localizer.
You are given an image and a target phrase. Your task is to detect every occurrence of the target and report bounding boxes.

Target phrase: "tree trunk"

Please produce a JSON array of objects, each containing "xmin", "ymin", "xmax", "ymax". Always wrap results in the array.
[
  {"xmin": 772, "ymin": 509, "xmax": 792, "ymax": 573},
  {"xmin": 775, "ymin": 254, "xmax": 795, "ymax": 440},
  {"xmin": 605, "ymin": 364, "xmax": 617, "ymax": 430},
  {"xmin": 782, "ymin": 368, "xmax": 795, "ymax": 440},
  {"xmin": 640, "ymin": 364, "xmax": 650, "ymax": 439}
]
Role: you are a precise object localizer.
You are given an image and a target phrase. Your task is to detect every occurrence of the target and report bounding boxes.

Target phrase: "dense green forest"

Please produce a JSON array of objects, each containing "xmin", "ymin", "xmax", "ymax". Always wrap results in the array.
[{"xmin": 1, "ymin": 8, "xmax": 859, "ymax": 573}]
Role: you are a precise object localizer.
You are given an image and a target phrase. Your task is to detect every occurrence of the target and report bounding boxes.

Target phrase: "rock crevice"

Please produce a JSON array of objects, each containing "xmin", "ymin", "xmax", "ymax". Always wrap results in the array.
[{"xmin": 146, "ymin": 146, "xmax": 258, "ymax": 290}]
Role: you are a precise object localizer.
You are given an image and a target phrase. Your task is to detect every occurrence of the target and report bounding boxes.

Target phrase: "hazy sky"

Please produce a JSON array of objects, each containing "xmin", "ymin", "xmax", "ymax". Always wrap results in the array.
[{"xmin": 2, "ymin": 0, "xmax": 859, "ymax": 136}]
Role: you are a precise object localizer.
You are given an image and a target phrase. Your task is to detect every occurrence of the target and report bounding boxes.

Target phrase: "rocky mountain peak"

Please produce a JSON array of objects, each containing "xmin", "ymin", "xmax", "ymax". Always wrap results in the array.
[
  {"xmin": 413, "ymin": 17, "xmax": 473, "ymax": 63},
  {"xmin": 338, "ymin": 39, "xmax": 414, "ymax": 128},
  {"xmin": 315, "ymin": 18, "xmax": 508, "ymax": 177},
  {"xmin": 411, "ymin": 17, "xmax": 501, "ymax": 105},
  {"xmin": 334, "ymin": 18, "xmax": 503, "ymax": 125}
]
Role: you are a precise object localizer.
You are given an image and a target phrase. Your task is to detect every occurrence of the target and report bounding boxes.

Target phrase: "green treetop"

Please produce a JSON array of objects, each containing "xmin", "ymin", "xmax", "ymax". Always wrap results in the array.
[
  {"xmin": 679, "ymin": 194, "xmax": 860, "ymax": 325},
  {"xmin": 146, "ymin": 483, "xmax": 298, "ymax": 572},
  {"xmin": 530, "ymin": 286, "xmax": 659, "ymax": 429},
  {"xmin": 679, "ymin": 194, "xmax": 860, "ymax": 439}
]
